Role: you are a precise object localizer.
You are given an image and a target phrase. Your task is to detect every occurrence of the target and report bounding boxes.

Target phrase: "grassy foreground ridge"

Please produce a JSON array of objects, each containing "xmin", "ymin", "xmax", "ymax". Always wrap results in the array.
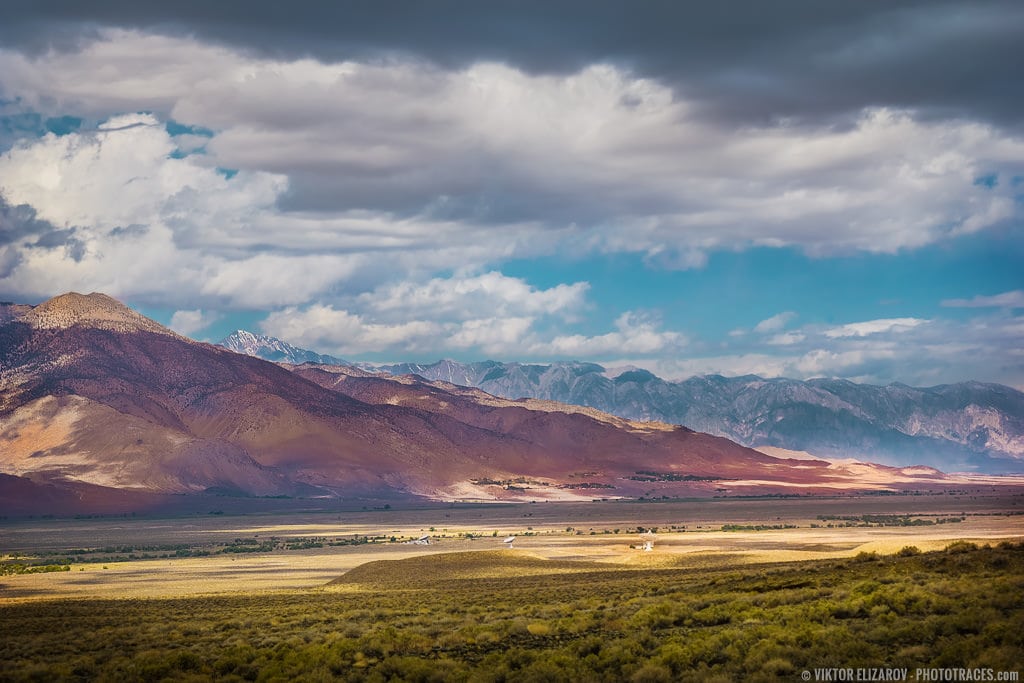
[{"xmin": 1, "ymin": 542, "xmax": 1022, "ymax": 682}]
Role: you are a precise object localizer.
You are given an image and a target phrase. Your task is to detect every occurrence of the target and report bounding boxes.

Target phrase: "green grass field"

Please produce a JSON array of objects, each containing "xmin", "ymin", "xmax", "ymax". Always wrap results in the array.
[{"xmin": 1, "ymin": 541, "xmax": 1022, "ymax": 682}]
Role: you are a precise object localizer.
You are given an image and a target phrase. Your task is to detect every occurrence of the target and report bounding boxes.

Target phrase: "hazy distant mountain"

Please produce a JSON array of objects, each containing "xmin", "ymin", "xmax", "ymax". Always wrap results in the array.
[
  {"xmin": 211, "ymin": 330, "xmax": 1024, "ymax": 473},
  {"xmin": 5, "ymin": 293, "xmax": 941, "ymax": 514},
  {"xmin": 377, "ymin": 360, "xmax": 1024, "ymax": 473},
  {"xmin": 219, "ymin": 329, "xmax": 349, "ymax": 366}
]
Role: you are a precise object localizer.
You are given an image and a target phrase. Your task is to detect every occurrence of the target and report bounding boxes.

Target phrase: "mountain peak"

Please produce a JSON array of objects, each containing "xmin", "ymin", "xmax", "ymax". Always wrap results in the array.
[
  {"xmin": 219, "ymin": 329, "xmax": 347, "ymax": 366},
  {"xmin": 222, "ymin": 329, "xmax": 267, "ymax": 346},
  {"xmin": 25, "ymin": 292, "xmax": 174, "ymax": 336}
]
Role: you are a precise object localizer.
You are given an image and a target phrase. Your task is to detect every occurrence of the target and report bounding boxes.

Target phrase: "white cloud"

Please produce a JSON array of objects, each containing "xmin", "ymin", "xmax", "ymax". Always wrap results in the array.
[
  {"xmin": 0, "ymin": 112, "xmax": 501, "ymax": 309},
  {"xmin": 616, "ymin": 312, "xmax": 1024, "ymax": 389},
  {"xmin": 0, "ymin": 29, "xmax": 1020, "ymax": 276},
  {"xmin": 823, "ymin": 318, "xmax": 929, "ymax": 338},
  {"xmin": 448, "ymin": 317, "xmax": 536, "ymax": 354},
  {"xmin": 0, "ymin": 113, "xmax": 329, "ymax": 307},
  {"xmin": 261, "ymin": 304, "xmax": 443, "ymax": 355},
  {"xmin": 942, "ymin": 290, "xmax": 1024, "ymax": 309},
  {"xmin": 362, "ymin": 271, "xmax": 588, "ymax": 321},
  {"xmin": 767, "ymin": 332, "xmax": 806, "ymax": 346},
  {"xmin": 529, "ymin": 311, "xmax": 685, "ymax": 357},
  {"xmin": 0, "ymin": 113, "xmax": 286, "ymax": 233},
  {"xmin": 754, "ymin": 311, "xmax": 797, "ymax": 334},
  {"xmin": 169, "ymin": 309, "xmax": 220, "ymax": 336},
  {"xmin": 198, "ymin": 253, "xmax": 362, "ymax": 309},
  {"xmin": 258, "ymin": 305, "xmax": 686, "ymax": 361},
  {"xmin": 0, "ymin": 29, "xmax": 1019, "ymax": 384}
]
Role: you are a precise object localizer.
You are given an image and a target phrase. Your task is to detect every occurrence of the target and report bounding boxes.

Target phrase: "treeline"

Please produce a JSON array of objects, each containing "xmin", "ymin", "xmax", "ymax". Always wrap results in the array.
[
  {"xmin": 20, "ymin": 535, "xmax": 388, "ymax": 565},
  {"xmin": 812, "ymin": 514, "xmax": 966, "ymax": 528},
  {"xmin": 0, "ymin": 563, "xmax": 70, "ymax": 576}
]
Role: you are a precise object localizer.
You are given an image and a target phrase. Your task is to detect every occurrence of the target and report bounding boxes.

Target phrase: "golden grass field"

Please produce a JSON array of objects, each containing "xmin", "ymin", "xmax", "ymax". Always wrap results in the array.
[{"xmin": 2, "ymin": 493, "xmax": 1021, "ymax": 602}]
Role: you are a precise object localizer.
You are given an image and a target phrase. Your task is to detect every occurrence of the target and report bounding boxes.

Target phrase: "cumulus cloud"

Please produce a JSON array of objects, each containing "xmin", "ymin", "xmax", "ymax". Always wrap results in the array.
[
  {"xmin": 362, "ymin": 271, "xmax": 588, "ymax": 321},
  {"xmin": 0, "ymin": 113, "xmax": 310, "ymax": 306},
  {"xmin": 448, "ymin": 317, "xmax": 536, "ymax": 355},
  {"xmin": 0, "ymin": 112, "xmax": 432, "ymax": 308},
  {"xmin": 259, "ymin": 303, "xmax": 685, "ymax": 360},
  {"xmin": 529, "ymin": 312, "xmax": 685, "ymax": 357},
  {"xmin": 169, "ymin": 309, "xmax": 221, "ymax": 336},
  {"xmin": 261, "ymin": 304, "xmax": 443, "ymax": 354},
  {"xmin": 1, "ymin": 29, "xmax": 1021, "ymax": 274},
  {"xmin": 0, "ymin": 26, "xmax": 1019, "ymax": 384}
]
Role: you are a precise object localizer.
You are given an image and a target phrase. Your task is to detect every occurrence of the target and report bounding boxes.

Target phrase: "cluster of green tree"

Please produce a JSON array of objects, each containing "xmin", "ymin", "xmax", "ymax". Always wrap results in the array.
[
  {"xmin": 720, "ymin": 524, "xmax": 798, "ymax": 531},
  {"xmin": 23, "ymin": 535, "xmax": 388, "ymax": 565},
  {"xmin": 0, "ymin": 542, "xmax": 1020, "ymax": 681},
  {"xmin": 0, "ymin": 563, "xmax": 70, "ymax": 576},
  {"xmin": 556, "ymin": 482, "xmax": 617, "ymax": 489},
  {"xmin": 629, "ymin": 471, "xmax": 727, "ymax": 482},
  {"xmin": 815, "ymin": 515, "xmax": 965, "ymax": 527}
]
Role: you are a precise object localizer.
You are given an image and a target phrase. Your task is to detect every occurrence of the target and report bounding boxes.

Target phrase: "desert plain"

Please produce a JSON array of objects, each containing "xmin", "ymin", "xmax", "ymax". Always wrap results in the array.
[{"xmin": 3, "ymin": 491, "xmax": 1022, "ymax": 602}]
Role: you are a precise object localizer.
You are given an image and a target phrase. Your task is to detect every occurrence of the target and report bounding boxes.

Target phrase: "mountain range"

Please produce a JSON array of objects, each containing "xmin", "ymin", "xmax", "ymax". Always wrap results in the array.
[
  {"xmin": 222, "ymin": 337, "xmax": 1024, "ymax": 473},
  {"xmin": 0, "ymin": 293, "xmax": 974, "ymax": 514}
]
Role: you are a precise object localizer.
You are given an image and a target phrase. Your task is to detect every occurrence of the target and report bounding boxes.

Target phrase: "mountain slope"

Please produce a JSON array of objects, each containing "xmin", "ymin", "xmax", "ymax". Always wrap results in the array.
[
  {"xmin": 2, "ymin": 293, "xmax": 940, "ymax": 512},
  {"xmin": 214, "ymin": 332, "xmax": 1024, "ymax": 472},
  {"xmin": 374, "ymin": 360, "xmax": 1024, "ymax": 472}
]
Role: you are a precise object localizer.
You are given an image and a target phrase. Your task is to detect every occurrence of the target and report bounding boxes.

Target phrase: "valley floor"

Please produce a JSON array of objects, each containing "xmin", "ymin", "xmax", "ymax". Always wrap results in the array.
[
  {"xmin": 1, "ymin": 492, "xmax": 1022, "ymax": 601},
  {"xmin": 1, "ymin": 494, "xmax": 1023, "ymax": 681}
]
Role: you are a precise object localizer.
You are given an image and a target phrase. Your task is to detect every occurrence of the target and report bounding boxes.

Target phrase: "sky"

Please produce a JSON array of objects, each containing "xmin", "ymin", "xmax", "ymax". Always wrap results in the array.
[{"xmin": 0, "ymin": 1, "xmax": 1022, "ymax": 387}]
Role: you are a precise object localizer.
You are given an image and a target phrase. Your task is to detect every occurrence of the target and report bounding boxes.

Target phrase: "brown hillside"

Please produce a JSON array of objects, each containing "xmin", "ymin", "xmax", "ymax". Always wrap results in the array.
[{"xmin": 0, "ymin": 293, "xmax": 955, "ymax": 512}]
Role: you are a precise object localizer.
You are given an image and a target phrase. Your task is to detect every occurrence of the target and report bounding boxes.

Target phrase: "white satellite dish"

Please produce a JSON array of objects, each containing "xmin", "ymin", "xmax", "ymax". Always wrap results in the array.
[
  {"xmin": 642, "ymin": 540, "xmax": 653, "ymax": 552},
  {"xmin": 503, "ymin": 536, "xmax": 516, "ymax": 549}
]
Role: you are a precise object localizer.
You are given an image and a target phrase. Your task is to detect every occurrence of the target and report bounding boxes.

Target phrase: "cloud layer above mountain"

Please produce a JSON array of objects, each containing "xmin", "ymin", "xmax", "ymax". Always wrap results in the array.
[{"xmin": 0, "ymin": 3, "xmax": 1021, "ymax": 386}]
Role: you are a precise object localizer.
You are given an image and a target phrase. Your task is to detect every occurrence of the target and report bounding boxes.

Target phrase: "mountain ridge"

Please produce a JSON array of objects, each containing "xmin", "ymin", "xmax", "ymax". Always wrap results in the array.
[
  {"xmin": 5, "ymin": 292, "xmax": 949, "ymax": 514},
  {"xmin": 217, "ymin": 332, "xmax": 1024, "ymax": 473},
  {"xmin": 219, "ymin": 329, "xmax": 349, "ymax": 366}
]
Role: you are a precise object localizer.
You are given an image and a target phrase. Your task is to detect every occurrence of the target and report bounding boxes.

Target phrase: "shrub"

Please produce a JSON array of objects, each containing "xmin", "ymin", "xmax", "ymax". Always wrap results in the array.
[
  {"xmin": 630, "ymin": 663, "xmax": 673, "ymax": 683},
  {"xmin": 526, "ymin": 622, "xmax": 552, "ymax": 636},
  {"xmin": 852, "ymin": 551, "xmax": 881, "ymax": 563},
  {"xmin": 945, "ymin": 540, "xmax": 979, "ymax": 554}
]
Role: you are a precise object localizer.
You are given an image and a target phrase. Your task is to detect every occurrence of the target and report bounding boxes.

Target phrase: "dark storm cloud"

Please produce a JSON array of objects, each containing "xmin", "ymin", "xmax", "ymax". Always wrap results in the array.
[
  {"xmin": 1, "ymin": 0, "xmax": 1022, "ymax": 129},
  {"xmin": 0, "ymin": 197, "xmax": 58, "ymax": 245},
  {"xmin": 29, "ymin": 228, "xmax": 87, "ymax": 261},
  {"xmin": 0, "ymin": 198, "xmax": 88, "ymax": 273}
]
